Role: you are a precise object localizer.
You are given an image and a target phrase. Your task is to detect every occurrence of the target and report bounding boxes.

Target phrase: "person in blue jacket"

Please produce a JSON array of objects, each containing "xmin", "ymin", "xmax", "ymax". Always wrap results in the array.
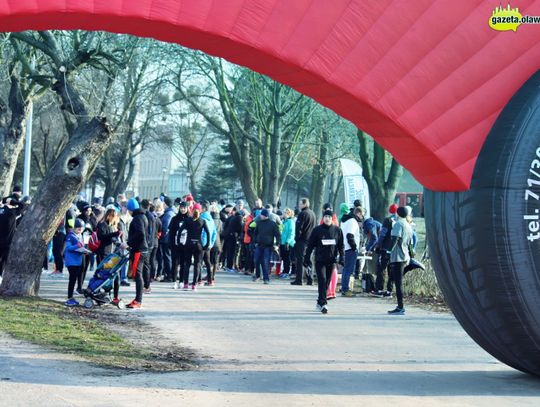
[
  {"xmin": 279, "ymin": 208, "xmax": 296, "ymax": 278},
  {"xmin": 64, "ymin": 218, "xmax": 86, "ymax": 306},
  {"xmin": 363, "ymin": 217, "xmax": 382, "ymax": 252},
  {"xmin": 200, "ymin": 201, "xmax": 217, "ymax": 285}
]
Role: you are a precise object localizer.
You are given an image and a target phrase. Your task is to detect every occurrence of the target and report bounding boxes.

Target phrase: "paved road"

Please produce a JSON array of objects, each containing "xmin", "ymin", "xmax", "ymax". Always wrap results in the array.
[{"xmin": 1, "ymin": 271, "xmax": 539, "ymax": 406}]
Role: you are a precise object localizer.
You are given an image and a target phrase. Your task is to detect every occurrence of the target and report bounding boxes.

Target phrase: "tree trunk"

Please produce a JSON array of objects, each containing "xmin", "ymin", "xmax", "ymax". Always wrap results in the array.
[
  {"xmin": 227, "ymin": 134, "xmax": 258, "ymax": 208},
  {"xmin": 330, "ymin": 174, "xmax": 343, "ymax": 213},
  {"xmin": 0, "ymin": 117, "xmax": 112, "ymax": 296},
  {"xmin": 0, "ymin": 78, "xmax": 29, "ymax": 197},
  {"xmin": 357, "ymin": 129, "xmax": 403, "ymax": 221},
  {"xmin": 310, "ymin": 129, "xmax": 329, "ymax": 216}
]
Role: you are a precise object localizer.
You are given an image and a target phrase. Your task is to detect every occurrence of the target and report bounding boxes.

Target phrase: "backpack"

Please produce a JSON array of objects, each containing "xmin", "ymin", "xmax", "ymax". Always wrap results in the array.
[
  {"xmin": 175, "ymin": 221, "xmax": 188, "ymax": 246},
  {"xmin": 88, "ymin": 231, "xmax": 101, "ymax": 252}
]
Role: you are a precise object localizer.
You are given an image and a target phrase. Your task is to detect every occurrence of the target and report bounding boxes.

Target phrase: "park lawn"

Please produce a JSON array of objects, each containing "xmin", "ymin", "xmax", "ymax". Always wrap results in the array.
[{"xmin": 0, "ymin": 296, "xmax": 155, "ymax": 370}]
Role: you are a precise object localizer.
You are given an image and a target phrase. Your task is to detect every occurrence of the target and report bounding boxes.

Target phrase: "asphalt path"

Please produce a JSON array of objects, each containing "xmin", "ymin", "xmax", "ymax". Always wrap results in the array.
[{"xmin": 1, "ymin": 270, "xmax": 539, "ymax": 406}]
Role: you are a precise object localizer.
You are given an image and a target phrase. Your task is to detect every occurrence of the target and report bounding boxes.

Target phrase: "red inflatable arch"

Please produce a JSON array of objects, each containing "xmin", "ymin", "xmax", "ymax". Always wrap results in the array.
[{"xmin": 1, "ymin": 0, "xmax": 540, "ymax": 191}]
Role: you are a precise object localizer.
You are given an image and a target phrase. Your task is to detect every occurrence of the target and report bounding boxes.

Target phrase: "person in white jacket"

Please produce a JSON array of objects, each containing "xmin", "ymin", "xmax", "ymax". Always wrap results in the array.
[{"xmin": 340, "ymin": 207, "xmax": 363, "ymax": 296}]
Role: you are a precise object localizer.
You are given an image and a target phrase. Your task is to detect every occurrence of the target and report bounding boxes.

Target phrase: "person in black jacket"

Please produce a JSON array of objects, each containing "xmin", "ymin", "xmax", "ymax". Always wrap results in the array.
[
  {"xmin": 0, "ymin": 197, "xmax": 22, "ymax": 279},
  {"xmin": 209, "ymin": 207, "xmax": 223, "ymax": 284},
  {"xmin": 95, "ymin": 209, "xmax": 121, "ymax": 264},
  {"xmin": 291, "ymin": 197, "xmax": 317, "ymax": 286},
  {"xmin": 141, "ymin": 199, "xmax": 158, "ymax": 293},
  {"xmin": 178, "ymin": 208, "xmax": 210, "ymax": 290},
  {"xmin": 168, "ymin": 201, "xmax": 191, "ymax": 289},
  {"xmin": 304, "ymin": 209, "xmax": 344, "ymax": 314},
  {"xmin": 219, "ymin": 204, "xmax": 233, "ymax": 267},
  {"xmin": 148, "ymin": 204, "xmax": 162, "ymax": 282},
  {"xmin": 123, "ymin": 198, "xmax": 148, "ymax": 309},
  {"xmin": 224, "ymin": 207, "xmax": 243, "ymax": 271},
  {"xmin": 252, "ymin": 209, "xmax": 281, "ymax": 284},
  {"xmin": 77, "ymin": 203, "xmax": 98, "ymax": 293},
  {"xmin": 95, "ymin": 208, "xmax": 122, "ymax": 303}
]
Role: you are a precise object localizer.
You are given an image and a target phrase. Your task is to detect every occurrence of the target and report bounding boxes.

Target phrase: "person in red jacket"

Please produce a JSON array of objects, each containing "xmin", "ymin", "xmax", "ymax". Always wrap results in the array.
[{"xmin": 241, "ymin": 212, "xmax": 255, "ymax": 275}]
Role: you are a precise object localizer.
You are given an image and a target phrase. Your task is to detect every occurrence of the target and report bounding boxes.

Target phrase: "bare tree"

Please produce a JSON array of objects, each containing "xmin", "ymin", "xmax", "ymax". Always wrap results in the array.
[
  {"xmin": 0, "ymin": 31, "xmax": 132, "ymax": 296},
  {"xmin": 357, "ymin": 129, "xmax": 403, "ymax": 220},
  {"xmin": 170, "ymin": 112, "xmax": 217, "ymax": 197}
]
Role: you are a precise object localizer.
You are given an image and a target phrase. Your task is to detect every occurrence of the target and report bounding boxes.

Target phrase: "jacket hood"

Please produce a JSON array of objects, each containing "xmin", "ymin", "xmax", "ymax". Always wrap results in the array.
[
  {"xmin": 340, "ymin": 212, "xmax": 354, "ymax": 223},
  {"xmin": 200, "ymin": 211, "xmax": 212, "ymax": 222}
]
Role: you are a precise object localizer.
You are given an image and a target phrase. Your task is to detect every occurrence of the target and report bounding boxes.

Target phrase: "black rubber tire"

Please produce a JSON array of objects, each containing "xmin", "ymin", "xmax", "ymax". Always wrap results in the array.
[
  {"xmin": 425, "ymin": 70, "xmax": 540, "ymax": 376},
  {"xmin": 83, "ymin": 298, "xmax": 94, "ymax": 309}
]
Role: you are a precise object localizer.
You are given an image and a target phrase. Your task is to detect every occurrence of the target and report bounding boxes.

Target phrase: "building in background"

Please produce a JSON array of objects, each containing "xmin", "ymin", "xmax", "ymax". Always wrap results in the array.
[
  {"xmin": 169, "ymin": 169, "xmax": 190, "ymax": 199},
  {"xmin": 138, "ymin": 143, "xmax": 173, "ymax": 199}
]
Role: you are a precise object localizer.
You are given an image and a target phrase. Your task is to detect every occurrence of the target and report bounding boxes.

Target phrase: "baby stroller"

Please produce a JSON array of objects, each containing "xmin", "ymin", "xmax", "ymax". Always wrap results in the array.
[{"xmin": 83, "ymin": 247, "xmax": 129, "ymax": 309}]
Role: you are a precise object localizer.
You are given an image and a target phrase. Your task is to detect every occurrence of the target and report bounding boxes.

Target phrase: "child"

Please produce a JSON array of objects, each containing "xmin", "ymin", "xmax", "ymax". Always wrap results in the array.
[{"xmin": 64, "ymin": 218, "xmax": 86, "ymax": 306}]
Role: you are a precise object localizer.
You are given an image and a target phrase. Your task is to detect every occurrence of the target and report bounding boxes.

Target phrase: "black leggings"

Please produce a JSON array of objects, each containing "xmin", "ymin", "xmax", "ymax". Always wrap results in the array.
[
  {"xmin": 202, "ymin": 249, "xmax": 212, "ymax": 281},
  {"xmin": 67, "ymin": 265, "xmax": 81, "ymax": 298},
  {"xmin": 0, "ymin": 247, "xmax": 9, "ymax": 277},
  {"xmin": 184, "ymin": 243, "xmax": 203, "ymax": 285},
  {"xmin": 280, "ymin": 245, "xmax": 292, "ymax": 274},
  {"xmin": 78, "ymin": 255, "xmax": 90, "ymax": 291},
  {"xmin": 52, "ymin": 233, "xmax": 65, "ymax": 272},
  {"xmin": 390, "ymin": 261, "xmax": 406, "ymax": 309},
  {"xmin": 225, "ymin": 237, "xmax": 237, "ymax": 269},
  {"xmin": 171, "ymin": 247, "xmax": 187, "ymax": 283},
  {"xmin": 148, "ymin": 245, "xmax": 158, "ymax": 280},
  {"xmin": 315, "ymin": 262, "xmax": 335, "ymax": 306}
]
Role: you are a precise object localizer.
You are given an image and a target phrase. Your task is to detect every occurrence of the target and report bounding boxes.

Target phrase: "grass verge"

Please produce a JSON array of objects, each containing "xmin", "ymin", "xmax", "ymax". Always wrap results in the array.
[{"xmin": 0, "ymin": 297, "xmax": 196, "ymax": 372}]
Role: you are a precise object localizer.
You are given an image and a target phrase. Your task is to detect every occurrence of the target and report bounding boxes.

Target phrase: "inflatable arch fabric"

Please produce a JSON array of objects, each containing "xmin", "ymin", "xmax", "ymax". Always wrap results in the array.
[{"xmin": 2, "ymin": 0, "xmax": 540, "ymax": 375}]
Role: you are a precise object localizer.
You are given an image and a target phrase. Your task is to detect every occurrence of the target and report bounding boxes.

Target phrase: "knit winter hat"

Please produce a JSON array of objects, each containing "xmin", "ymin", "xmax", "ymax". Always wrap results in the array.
[
  {"xmin": 397, "ymin": 206, "xmax": 411, "ymax": 218},
  {"xmin": 323, "ymin": 209, "xmax": 334, "ymax": 217},
  {"xmin": 389, "ymin": 203, "xmax": 398, "ymax": 214},
  {"xmin": 126, "ymin": 198, "xmax": 139, "ymax": 212},
  {"xmin": 74, "ymin": 218, "xmax": 85, "ymax": 229},
  {"xmin": 261, "ymin": 209, "xmax": 270, "ymax": 218},
  {"xmin": 185, "ymin": 194, "xmax": 194, "ymax": 202},
  {"xmin": 339, "ymin": 203, "xmax": 349, "ymax": 217}
]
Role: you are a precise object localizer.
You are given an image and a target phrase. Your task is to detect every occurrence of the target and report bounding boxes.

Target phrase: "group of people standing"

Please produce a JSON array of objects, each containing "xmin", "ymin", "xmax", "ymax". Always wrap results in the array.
[{"xmin": 1, "ymin": 185, "xmax": 421, "ymax": 315}]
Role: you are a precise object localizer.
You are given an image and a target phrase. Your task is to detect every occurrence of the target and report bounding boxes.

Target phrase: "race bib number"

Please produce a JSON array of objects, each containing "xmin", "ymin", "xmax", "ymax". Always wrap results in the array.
[{"xmin": 322, "ymin": 239, "xmax": 336, "ymax": 246}]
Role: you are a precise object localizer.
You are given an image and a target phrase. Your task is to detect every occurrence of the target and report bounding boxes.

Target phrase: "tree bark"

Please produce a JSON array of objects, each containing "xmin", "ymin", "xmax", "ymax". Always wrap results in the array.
[
  {"xmin": 0, "ymin": 77, "xmax": 29, "ymax": 197},
  {"xmin": 0, "ymin": 117, "xmax": 112, "ymax": 296},
  {"xmin": 310, "ymin": 129, "xmax": 329, "ymax": 216},
  {"xmin": 357, "ymin": 129, "xmax": 403, "ymax": 220}
]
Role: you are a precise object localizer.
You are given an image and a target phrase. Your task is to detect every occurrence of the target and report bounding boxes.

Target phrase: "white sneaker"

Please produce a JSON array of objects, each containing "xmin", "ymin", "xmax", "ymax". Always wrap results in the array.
[
  {"xmin": 316, "ymin": 304, "xmax": 322, "ymax": 312},
  {"xmin": 321, "ymin": 305, "xmax": 328, "ymax": 314},
  {"xmin": 173, "ymin": 281, "xmax": 179, "ymax": 290}
]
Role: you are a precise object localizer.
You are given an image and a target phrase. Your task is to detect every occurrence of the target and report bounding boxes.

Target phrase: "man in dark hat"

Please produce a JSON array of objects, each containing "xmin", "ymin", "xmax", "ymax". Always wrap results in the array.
[{"xmin": 11, "ymin": 185, "xmax": 22, "ymax": 199}]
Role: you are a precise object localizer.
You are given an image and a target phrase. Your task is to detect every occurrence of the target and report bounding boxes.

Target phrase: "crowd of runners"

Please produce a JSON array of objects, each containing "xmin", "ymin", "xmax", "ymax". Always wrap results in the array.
[{"xmin": 0, "ymin": 186, "xmax": 424, "ymax": 314}]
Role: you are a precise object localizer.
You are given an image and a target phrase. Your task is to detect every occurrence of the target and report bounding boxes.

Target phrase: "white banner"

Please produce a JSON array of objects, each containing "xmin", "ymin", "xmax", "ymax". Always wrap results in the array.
[{"xmin": 340, "ymin": 159, "xmax": 370, "ymax": 218}]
